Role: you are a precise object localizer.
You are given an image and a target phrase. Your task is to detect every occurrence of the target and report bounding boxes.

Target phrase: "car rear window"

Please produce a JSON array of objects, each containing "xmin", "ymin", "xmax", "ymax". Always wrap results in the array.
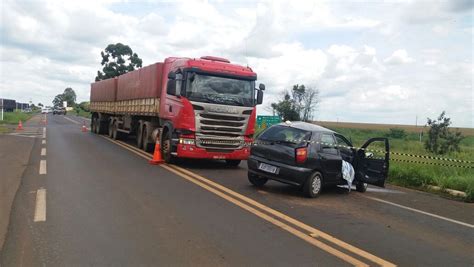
[{"xmin": 258, "ymin": 125, "xmax": 311, "ymax": 144}]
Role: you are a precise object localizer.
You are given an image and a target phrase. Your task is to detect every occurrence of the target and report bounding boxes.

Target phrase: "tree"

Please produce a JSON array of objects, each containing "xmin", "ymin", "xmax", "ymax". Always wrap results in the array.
[
  {"xmin": 52, "ymin": 88, "xmax": 77, "ymax": 107},
  {"xmin": 270, "ymin": 84, "xmax": 320, "ymax": 122},
  {"xmin": 425, "ymin": 111, "xmax": 464, "ymax": 154},
  {"xmin": 95, "ymin": 43, "xmax": 143, "ymax": 81}
]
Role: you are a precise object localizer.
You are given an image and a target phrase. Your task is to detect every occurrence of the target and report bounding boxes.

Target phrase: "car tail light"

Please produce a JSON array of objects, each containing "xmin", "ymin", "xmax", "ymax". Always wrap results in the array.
[{"xmin": 296, "ymin": 147, "xmax": 308, "ymax": 164}]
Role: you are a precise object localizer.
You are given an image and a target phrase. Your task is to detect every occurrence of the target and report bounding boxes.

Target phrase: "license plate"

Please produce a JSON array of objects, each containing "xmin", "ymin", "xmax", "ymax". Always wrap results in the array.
[{"xmin": 258, "ymin": 163, "xmax": 278, "ymax": 174}]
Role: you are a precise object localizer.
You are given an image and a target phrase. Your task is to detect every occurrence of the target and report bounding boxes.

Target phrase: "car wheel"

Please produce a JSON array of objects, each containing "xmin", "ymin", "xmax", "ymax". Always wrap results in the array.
[
  {"xmin": 303, "ymin": 171, "xmax": 323, "ymax": 198},
  {"xmin": 356, "ymin": 182, "xmax": 368, "ymax": 193},
  {"xmin": 225, "ymin": 160, "xmax": 241, "ymax": 167},
  {"xmin": 248, "ymin": 172, "xmax": 268, "ymax": 187}
]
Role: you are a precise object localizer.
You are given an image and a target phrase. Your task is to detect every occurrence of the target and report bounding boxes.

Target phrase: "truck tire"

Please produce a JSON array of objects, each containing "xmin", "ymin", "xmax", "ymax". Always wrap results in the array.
[
  {"xmin": 161, "ymin": 129, "xmax": 175, "ymax": 163},
  {"xmin": 91, "ymin": 117, "xmax": 97, "ymax": 134},
  {"xmin": 248, "ymin": 172, "xmax": 268, "ymax": 187},
  {"xmin": 303, "ymin": 171, "xmax": 323, "ymax": 198},
  {"xmin": 137, "ymin": 122, "xmax": 144, "ymax": 149},
  {"xmin": 225, "ymin": 160, "xmax": 241, "ymax": 167},
  {"xmin": 108, "ymin": 119, "xmax": 114, "ymax": 138},
  {"xmin": 142, "ymin": 125, "xmax": 154, "ymax": 152},
  {"xmin": 112, "ymin": 121, "xmax": 121, "ymax": 140}
]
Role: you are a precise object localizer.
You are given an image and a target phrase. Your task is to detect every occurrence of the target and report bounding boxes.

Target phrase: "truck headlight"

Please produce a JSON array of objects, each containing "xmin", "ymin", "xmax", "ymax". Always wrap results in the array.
[{"xmin": 179, "ymin": 138, "xmax": 195, "ymax": 145}]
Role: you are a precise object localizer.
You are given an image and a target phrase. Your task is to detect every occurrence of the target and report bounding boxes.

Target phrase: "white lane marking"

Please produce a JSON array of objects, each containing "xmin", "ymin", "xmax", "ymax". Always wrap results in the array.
[
  {"xmin": 34, "ymin": 189, "xmax": 46, "ymax": 222},
  {"xmin": 62, "ymin": 116, "xmax": 81, "ymax": 124},
  {"xmin": 42, "ymin": 127, "xmax": 46, "ymax": 138},
  {"xmin": 41, "ymin": 148, "xmax": 46, "ymax": 156},
  {"xmin": 39, "ymin": 160, "xmax": 47, "ymax": 175},
  {"xmin": 364, "ymin": 196, "xmax": 474, "ymax": 229},
  {"xmin": 42, "ymin": 140, "xmax": 46, "ymax": 144}
]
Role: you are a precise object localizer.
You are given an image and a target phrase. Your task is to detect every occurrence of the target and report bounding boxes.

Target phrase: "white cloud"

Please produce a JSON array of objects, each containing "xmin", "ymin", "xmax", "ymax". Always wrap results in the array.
[
  {"xmin": 0, "ymin": 0, "xmax": 472, "ymax": 127},
  {"xmin": 384, "ymin": 49, "xmax": 415, "ymax": 65}
]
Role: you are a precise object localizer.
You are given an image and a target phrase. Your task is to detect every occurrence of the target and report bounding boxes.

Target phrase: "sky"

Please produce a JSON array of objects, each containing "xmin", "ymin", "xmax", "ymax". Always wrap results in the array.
[{"xmin": 0, "ymin": 0, "xmax": 472, "ymax": 127}]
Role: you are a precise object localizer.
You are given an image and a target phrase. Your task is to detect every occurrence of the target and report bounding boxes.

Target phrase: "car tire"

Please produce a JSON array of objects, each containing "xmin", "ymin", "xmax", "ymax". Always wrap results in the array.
[
  {"xmin": 356, "ymin": 182, "xmax": 368, "ymax": 193},
  {"xmin": 303, "ymin": 171, "xmax": 323, "ymax": 198},
  {"xmin": 248, "ymin": 172, "xmax": 268, "ymax": 187},
  {"xmin": 225, "ymin": 160, "xmax": 241, "ymax": 167}
]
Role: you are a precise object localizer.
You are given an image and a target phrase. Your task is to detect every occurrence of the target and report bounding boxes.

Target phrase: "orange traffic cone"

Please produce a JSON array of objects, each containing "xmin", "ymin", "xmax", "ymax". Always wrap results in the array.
[
  {"xmin": 81, "ymin": 121, "xmax": 88, "ymax": 132},
  {"xmin": 16, "ymin": 120, "xmax": 23, "ymax": 131},
  {"xmin": 149, "ymin": 140, "xmax": 164, "ymax": 165}
]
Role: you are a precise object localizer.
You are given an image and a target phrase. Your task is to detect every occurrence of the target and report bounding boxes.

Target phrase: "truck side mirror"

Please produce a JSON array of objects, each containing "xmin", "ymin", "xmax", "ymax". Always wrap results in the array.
[
  {"xmin": 167, "ymin": 80, "xmax": 176, "ymax": 95},
  {"xmin": 256, "ymin": 90, "xmax": 263, "ymax": 105},
  {"xmin": 168, "ymin": 72, "xmax": 176, "ymax": 80},
  {"xmin": 259, "ymin": 83, "xmax": 265, "ymax": 90}
]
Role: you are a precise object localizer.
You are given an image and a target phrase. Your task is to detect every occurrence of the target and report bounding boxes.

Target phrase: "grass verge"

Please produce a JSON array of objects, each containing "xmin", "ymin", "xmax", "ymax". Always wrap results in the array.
[{"xmin": 0, "ymin": 111, "xmax": 34, "ymax": 125}]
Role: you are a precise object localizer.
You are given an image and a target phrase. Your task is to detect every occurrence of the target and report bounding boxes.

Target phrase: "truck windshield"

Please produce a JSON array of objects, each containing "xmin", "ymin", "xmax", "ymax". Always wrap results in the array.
[{"xmin": 185, "ymin": 73, "xmax": 255, "ymax": 107}]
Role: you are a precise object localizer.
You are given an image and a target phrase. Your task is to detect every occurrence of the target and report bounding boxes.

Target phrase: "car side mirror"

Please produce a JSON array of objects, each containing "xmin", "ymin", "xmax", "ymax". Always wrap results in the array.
[
  {"xmin": 168, "ymin": 72, "xmax": 176, "ymax": 80},
  {"xmin": 365, "ymin": 152, "xmax": 374, "ymax": 159},
  {"xmin": 256, "ymin": 90, "xmax": 263, "ymax": 105},
  {"xmin": 167, "ymin": 80, "xmax": 177, "ymax": 95},
  {"xmin": 259, "ymin": 83, "xmax": 265, "ymax": 90}
]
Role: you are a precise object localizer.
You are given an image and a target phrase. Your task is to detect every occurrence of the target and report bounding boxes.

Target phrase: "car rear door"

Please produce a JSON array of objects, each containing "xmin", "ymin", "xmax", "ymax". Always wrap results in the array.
[
  {"xmin": 318, "ymin": 133, "xmax": 342, "ymax": 182},
  {"xmin": 354, "ymin": 138, "xmax": 389, "ymax": 187}
]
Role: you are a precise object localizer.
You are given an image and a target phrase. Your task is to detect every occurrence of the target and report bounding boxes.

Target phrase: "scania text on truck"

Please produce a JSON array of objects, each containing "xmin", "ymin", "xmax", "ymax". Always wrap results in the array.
[{"xmin": 89, "ymin": 56, "xmax": 264, "ymax": 165}]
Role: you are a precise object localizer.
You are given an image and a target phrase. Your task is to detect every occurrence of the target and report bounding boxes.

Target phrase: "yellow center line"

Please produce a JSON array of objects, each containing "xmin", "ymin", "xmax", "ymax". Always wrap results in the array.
[{"xmin": 100, "ymin": 136, "xmax": 396, "ymax": 266}]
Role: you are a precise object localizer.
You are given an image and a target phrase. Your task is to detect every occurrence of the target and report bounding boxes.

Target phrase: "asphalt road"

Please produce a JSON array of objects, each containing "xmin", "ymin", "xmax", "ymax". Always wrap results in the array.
[{"xmin": 1, "ymin": 114, "xmax": 473, "ymax": 266}]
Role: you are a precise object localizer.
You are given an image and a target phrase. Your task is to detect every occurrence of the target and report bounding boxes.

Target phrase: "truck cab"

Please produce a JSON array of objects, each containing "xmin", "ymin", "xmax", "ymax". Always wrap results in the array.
[{"xmin": 160, "ymin": 56, "xmax": 264, "ymax": 165}]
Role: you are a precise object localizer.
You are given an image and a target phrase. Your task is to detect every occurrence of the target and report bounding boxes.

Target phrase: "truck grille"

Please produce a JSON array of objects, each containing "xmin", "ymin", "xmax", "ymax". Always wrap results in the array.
[{"xmin": 193, "ymin": 103, "xmax": 252, "ymax": 150}]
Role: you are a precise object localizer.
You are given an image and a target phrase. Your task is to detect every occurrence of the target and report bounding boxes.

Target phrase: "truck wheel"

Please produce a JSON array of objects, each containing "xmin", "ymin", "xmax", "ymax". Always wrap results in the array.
[
  {"xmin": 94, "ymin": 119, "xmax": 100, "ymax": 134},
  {"xmin": 137, "ymin": 122, "xmax": 144, "ymax": 149},
  {"xmin": 225, "ymin": 160, "xmax": 241, "ymax": 167},
  {"xmin": 161, "ymin": 130, "xmax": 175, "ymax": 163},
  {"xmin": 356, "ymin": 182, "xmax": 368, "ymax": 193},
  {"xmin": 303, "ymin": 171, "xmax": 323, "ymax": 198},
  {"xmin": 112, "ymin": 121, "xmax": 120, "ymax": 140},
  {"xmin": 91, "ymin": 118, "xmax": 97, "ymax": 134},
  {"xmin": 248, "ymin": 172, "xmax": 268, "ymax": 187},
  {"xmin": 108, "ymin": 120, "xmax": 114, "ymax": 138},
  {"xmin": 142, "ymin": 125, "xmax": 154, "ymax": 152}
]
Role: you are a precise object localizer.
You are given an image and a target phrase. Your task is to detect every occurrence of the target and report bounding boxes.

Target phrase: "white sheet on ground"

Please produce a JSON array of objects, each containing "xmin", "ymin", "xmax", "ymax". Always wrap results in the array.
[{"xmin": 342, "ymin": 160, "xmax": 355, "ymax": 191}]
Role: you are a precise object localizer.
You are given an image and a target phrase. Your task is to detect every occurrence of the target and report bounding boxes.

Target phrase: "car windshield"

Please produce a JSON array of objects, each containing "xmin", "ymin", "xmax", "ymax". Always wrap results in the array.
[
  {"xmin": 185, "ymin": 73, "xmax": 255, "ymax": 107},
  {"xmin": 258, "ymin": 125, "xmax": 312, "ymax": 144}
]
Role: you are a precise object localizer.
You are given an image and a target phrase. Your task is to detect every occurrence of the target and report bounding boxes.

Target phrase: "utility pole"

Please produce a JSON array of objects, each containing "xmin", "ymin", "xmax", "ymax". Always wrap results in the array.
[{"xmin": 1, "ymin": 99, "xmax": 3, "ymax": 121}]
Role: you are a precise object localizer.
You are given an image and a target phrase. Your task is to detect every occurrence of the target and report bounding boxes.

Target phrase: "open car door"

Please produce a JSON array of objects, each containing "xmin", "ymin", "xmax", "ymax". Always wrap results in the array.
[{"xmin": 354, "ymin": 138, "xmax": 389, "ymax": 187}]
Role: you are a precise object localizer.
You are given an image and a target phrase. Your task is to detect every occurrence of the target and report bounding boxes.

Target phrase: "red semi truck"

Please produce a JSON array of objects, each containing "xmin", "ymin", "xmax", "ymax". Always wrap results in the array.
[{"xmin": 90, "ymin": 56, "xmax": 264, "ymax": 165}]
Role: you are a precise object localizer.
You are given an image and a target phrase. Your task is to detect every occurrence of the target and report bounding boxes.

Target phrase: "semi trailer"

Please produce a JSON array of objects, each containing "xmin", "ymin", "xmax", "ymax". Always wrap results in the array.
[{"xmin": 90, "ymin": 56, "xmax": 264, "ymax": 165}]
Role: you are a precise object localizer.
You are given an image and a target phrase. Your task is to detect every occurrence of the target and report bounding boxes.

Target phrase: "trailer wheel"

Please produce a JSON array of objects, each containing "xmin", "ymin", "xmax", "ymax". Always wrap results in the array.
[
  {"xmin": 142, "ymin": 125, "xmax": 154, "ymax": 152},
  {"xmin": 108, "ymin": 119, "xmax": 114, "ymax": 138},
  {"xmin": 112, "ymin": 121, "xmax": 121, "ymax": 140},
  {"xmin": 91, "ymin": 117, "xmax": 97, "ymax": 134},
  {"xmin": 137, "ymin": 122, "xmax": 144, "ymax": 149}
]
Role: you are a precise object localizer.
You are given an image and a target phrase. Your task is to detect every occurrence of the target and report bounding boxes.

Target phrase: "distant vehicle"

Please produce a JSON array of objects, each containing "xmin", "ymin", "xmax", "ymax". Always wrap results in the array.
[
  {"xmin": 89, "ymin": 56, "xmax": 265, "ymax": 165},
  {"xmin": 53, "ymin": 107, "xmax": 66, "ymax": 115},
  {"xmin": 247, "ymin": 121, "xmax": 390, "ymax": 198},
  {"xmin": 41, "ymin": 107, "xmax": 52, "ymax": 114}
]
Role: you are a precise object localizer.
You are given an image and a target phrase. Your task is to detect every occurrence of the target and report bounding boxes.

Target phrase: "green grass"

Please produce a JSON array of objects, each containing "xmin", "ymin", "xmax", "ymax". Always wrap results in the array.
[
  {"xmin": 328, "ymin": 127, "xmax": 474, "ymax": 201},
  {"xmin": 0, "ymin": 111, "xmax": 34, "ymax": 125},
  {"xmin": 254, "ymin": 124, "xmax": 474, "ymax": 201},
  {"xmin": 67, "ymin": 109, "xmax": 91, "ymax": 119}
]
